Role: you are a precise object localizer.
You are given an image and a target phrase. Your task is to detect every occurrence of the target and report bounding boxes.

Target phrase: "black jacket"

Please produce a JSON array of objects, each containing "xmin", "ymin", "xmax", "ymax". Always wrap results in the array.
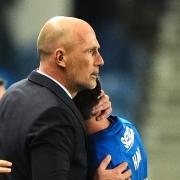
[{"xmin": 0, "ymin": 71, "xmax": 87, "ymax": 180}]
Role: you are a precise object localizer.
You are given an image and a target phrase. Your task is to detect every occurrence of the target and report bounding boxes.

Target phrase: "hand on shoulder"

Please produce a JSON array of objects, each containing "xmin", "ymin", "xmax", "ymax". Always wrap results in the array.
[
  {"xmin": 0, "ymin": 160, "xmax": 12, "ymax": 173},
  {"xmin": 94, "ymin": 155, "xmax": 131, "ymax": 180}
]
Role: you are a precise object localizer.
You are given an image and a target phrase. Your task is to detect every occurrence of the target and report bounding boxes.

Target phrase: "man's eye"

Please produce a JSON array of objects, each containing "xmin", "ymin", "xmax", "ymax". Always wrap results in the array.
[
  {"xmin": 88, "ymin": 49, "xmax": 93, "ymax": 53},
  {"xmin": 88, "ymin": 49, "xmax": 96, "ymax": 55}
]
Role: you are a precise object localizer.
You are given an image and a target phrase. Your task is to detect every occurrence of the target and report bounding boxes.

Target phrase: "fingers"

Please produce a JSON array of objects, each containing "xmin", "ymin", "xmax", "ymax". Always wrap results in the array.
[
  {"xmin": 98, "ymin": 155, "xmax": 111, "ymax": 170},
  {"xmin": 115, "ymin": 162, "xmax": 128, "ymax": 172},
  {"xmin": 96, "ymin": 105, "xmax": 112, "ymax": 121},
  {"xmin": 123, "ymin": 169, "xmax": 132, "ymax": 179},
  {"xmin": 0, "ymin": 160, "xmax": 12, "ymax": 167},
  {"xmin": 0, "ymin": 160, "xmax": 12, "ymax": 173},
  {"xmin": 126, "ymin": 177, "xmax": 131, "ymax": 180},
  {"xmin": 0, "ymin": 167, "xmax": 12, "ymax": 173},
  {"xmin": 92, "ymin": 92, "xmax": 112, "ymax": 120},
  {"xmin": 95, "ymin": 159, "xmax": 131, "ymax": 180},
  {"xmin": 97, "ymin": 90, "xmax": 105, "ymax": 99},
  {"xmin": 108, "ymin": 162, "xmax": 131, "ymax": 180},
  {"xmin": 114, "ymin": 162, "xmax": 132, "ymax": 179}
]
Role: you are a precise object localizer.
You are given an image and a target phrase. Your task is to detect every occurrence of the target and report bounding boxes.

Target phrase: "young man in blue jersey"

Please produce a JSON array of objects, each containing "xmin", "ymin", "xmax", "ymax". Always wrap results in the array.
[{"xmin": 74, "ymin": 79, "xmax": 148, "ymax": 180}]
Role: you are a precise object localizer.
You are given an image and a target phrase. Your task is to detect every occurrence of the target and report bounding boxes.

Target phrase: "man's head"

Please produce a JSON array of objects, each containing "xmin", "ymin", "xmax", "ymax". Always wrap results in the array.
[
  {"xmin": 37, "ymin": 16, "xmax": 104, "ymax": 97},
  {"xmin": 73, "ymin": 78, "xmax": 101, "ymax": 120}
]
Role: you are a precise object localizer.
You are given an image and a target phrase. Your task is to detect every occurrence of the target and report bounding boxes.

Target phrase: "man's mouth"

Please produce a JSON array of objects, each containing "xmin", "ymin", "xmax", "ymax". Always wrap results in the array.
[{"xmin": 91, "ymin": 72, "xmax": 99, "ymax": 78}]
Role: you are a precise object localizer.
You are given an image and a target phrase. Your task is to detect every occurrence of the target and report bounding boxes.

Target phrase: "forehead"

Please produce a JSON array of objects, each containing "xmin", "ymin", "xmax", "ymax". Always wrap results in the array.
[{"xmin": 75, "ymin": 26, "xmax": 100, "ymax": 49}]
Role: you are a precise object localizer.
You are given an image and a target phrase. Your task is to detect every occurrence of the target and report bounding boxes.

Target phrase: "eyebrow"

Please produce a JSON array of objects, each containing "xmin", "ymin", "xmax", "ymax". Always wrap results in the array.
[{"xmin": 86, "ymin": 46, "xmax": 100, "ymax": 51}]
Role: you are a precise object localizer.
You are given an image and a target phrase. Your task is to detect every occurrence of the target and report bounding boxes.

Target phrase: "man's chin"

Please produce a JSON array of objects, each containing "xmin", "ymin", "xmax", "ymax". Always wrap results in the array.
[
  {"xmin": 88, "ymin": 80, "xmax": 97, "ymax": 89},
  {"xmin": 81, "ymin": 80, "xmax": 97, "ymax": 90}
]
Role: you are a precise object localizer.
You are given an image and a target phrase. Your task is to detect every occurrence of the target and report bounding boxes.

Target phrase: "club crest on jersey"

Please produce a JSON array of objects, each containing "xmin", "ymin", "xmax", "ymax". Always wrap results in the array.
[{"xmin": 121, "ymin": 126, "xmax": 134, "ymax": 151}]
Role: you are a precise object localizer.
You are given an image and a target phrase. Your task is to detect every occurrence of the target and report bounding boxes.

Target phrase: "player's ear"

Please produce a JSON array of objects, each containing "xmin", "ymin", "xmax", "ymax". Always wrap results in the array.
[{"xmin": 54, "ymin": 48, "xmax": 66, "ymax": 68}]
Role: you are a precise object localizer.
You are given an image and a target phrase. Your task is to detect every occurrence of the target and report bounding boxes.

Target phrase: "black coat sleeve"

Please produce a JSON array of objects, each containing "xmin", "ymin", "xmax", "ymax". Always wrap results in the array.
[{"xmin": 29, "ymin": 107, "xmax": 75, "ymax": 180}]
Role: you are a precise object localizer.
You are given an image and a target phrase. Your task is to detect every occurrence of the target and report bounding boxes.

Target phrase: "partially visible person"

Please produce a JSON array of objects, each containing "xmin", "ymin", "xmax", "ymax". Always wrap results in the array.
[
  {"xmin": 0, "ymin": 160, "xmax": 12, "ymax": 173},
  {"xmin": 0, "ymin": 79, "xmax": 12, "ymax": 175},
  {"xmin": 0, "ymin": 80, "xmax": 6, "ymax": 99},
  {"xmin": 74, "ymin": 79, "xmax": 148, "ymax": 180},
  {"xmin": 0, "ymin": 16, "xmax": 131, "ymax": 180}
]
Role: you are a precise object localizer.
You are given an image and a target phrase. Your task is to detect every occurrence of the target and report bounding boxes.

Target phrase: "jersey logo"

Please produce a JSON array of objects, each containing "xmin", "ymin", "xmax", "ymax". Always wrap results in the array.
[
  {"xmin": 132, "ymin": 147, "xmax": 142, "ymax": 170},
  {"xmin": 121, "ymin": 126, "xmax": 134, "ymax": 151}
]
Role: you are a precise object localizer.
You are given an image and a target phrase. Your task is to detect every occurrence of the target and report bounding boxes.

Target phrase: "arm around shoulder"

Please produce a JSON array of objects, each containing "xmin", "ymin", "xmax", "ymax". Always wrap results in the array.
[
  {"xmin": 29, "ymin": 107, "xmax": 75, "ymax": 180},
  {"xmin": 0, "ymin": 160, "xmax": 12, "ymax": 173},
  {"xmin": 94, "ymin": 155, "xmax": 131, "ymax": 180}
]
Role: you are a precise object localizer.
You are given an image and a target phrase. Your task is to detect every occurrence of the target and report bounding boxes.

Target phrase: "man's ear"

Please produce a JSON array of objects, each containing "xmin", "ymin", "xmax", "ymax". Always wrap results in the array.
[{"xmin": 54, "ymin": 48, "xmax": 66, "ymax": 68}]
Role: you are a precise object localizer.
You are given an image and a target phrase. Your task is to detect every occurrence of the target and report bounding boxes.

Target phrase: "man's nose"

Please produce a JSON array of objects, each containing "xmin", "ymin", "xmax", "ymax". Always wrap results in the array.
[{"xmin": 96, "ymin": 53, "xmax": 104, "ymax": 66}]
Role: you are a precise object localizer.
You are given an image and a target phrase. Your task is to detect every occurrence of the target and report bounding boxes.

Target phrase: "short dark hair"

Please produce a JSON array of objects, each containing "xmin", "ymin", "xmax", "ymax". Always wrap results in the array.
[{"xmin": 73, "ymin": 79, "xmax": 101, "ymax": 120}]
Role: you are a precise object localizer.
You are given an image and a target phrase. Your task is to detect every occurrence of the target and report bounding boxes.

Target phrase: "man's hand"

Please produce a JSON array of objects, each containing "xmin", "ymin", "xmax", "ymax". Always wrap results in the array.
[
  {"xmin": 94, "ymin": 155, "xmax": 131, "ymax": 180},
  {"xmin": 0, "ymin": 160, "xmax": 12, "ymax": 173},
  {"xmin": 91, "ymin": 90, "xmax": 112, "ymax": 121}
]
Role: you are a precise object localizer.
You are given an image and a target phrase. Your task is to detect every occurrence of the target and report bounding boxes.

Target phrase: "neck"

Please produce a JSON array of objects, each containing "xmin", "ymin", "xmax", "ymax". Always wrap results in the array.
[
  {"xmin": 85, "ymin": 117, "xmax": 110, "ymax": 135},
  {"xmin": 39, "ymin": 65, "xmax": 78, "ymax": 97}
]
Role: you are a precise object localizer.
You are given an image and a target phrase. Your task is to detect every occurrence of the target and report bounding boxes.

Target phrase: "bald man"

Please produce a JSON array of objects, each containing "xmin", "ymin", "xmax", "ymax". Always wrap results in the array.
[{"xmin": 0, "ymin": 16, "xmax": 131, "ymax": 180}]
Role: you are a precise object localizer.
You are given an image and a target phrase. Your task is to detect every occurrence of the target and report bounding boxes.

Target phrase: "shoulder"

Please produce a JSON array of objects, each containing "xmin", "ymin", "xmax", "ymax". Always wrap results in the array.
[
  {"xmin": 109, "ymin": 115, "xmax": 140, "ymax": 137},
  {"xmin": 109, "ymin": 115, "xmax": 133, "ymax": 126}
]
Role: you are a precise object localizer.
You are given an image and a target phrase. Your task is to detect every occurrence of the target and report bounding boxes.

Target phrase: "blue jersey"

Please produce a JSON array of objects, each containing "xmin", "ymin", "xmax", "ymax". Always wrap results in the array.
[{"xmin": 87, "ymin": 116, "xmax": 148, "ymax": 180}]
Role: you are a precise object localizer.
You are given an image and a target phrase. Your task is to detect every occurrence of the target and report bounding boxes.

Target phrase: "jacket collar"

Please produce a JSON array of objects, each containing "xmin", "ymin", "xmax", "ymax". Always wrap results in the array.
[{"xmin": 28, "ymin": 70, "xmax": 86, "ymax": 132}]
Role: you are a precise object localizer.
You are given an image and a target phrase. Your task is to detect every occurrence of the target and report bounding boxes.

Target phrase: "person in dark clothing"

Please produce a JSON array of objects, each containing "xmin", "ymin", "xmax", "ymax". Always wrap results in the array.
[{"xmin": 0, "ymin": 16, "xmax": 131, "ymax": 180}]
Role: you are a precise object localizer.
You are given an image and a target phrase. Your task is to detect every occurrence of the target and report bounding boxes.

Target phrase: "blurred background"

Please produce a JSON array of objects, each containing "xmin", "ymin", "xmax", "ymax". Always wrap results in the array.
[{"xmin": 0, "ymin": 0, "xmax": 180, "ymax": 179}]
